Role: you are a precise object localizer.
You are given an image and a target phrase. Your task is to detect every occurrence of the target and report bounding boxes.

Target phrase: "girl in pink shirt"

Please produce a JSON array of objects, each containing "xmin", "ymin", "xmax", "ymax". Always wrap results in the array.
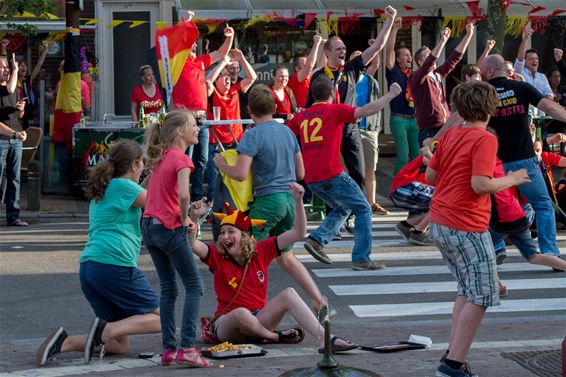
[{"xmin": 141, "ymin": 110, "xmax": 211, "ymax": 368}]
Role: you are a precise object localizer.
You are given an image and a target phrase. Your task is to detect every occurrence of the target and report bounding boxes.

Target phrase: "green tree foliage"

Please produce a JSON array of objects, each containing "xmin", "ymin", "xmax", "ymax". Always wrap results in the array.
[{"xmin": 0, "ymin": 0, "xmax": 57, "ymax": 34}]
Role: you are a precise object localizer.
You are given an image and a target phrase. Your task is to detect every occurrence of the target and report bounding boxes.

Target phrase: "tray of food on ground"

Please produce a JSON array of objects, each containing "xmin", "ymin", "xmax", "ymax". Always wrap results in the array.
[{"xmin": 201, "ymin": 342, "xmax": 267, "ymax": 359}]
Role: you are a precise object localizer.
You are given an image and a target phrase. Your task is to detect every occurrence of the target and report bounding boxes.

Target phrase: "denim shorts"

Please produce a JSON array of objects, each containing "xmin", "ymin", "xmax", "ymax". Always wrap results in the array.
[
  {"xmin": 429, "ymin": 223, "xmax": 500, "ymax": 307},
  {"xmin": 80, "ymin": 260, "xmax": 159, "ymax": 322}
]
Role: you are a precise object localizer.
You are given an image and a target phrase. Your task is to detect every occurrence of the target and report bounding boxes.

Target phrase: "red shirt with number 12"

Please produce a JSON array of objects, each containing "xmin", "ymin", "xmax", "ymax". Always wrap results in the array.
[{"xmin": 287, "ymin": 103, "xmax": 355, "ymax": 183}]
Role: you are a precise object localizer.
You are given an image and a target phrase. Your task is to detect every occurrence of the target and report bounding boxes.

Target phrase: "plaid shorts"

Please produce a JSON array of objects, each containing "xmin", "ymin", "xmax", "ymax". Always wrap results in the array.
[
  {"xmin": 390, "ymin": 182, "xmax": 434, "ymax": 215},
  {"xmin": 429, "ymin": 223, "xmax": 500, "ymax": 307}
]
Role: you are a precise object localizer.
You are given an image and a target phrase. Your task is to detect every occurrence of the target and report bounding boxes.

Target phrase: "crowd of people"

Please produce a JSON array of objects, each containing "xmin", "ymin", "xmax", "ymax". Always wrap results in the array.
[{"xmin": 2, "ymin": 6, "xmax": 566, "ymax": 377}]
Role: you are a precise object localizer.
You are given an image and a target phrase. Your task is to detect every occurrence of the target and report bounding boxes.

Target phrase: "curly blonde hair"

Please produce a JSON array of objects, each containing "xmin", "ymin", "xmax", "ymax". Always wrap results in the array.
[{"xmin": 215, "ymin": 231, "xmax": 256, "ymax": 263}]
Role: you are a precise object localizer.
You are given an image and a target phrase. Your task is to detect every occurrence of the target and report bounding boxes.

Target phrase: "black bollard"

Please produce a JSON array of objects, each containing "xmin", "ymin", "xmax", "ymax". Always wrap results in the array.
[{"xmin": 27, "ymin": 159, "xmax": 41, "ymax": 211}]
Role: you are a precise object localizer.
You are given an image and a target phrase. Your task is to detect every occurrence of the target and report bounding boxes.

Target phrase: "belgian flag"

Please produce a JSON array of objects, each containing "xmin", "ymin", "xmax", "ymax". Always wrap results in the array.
[
  {"xmin": 52, "ymin": 29, "xmax": 82, "ymax": 152},
  {"xmin": 155, "ymin": 21, "xmax": 199, "ymax": 104}
]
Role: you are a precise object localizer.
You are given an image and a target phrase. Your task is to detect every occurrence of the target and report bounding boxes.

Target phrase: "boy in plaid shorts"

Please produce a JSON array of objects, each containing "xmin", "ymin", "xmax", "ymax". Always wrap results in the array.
[{"xmin": 425, "ymin": 81, "xmax": 530, "ymax": 377}]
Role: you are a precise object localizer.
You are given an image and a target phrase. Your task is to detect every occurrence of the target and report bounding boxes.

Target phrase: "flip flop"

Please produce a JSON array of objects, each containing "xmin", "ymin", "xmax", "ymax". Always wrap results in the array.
[
  {"xmin": 275, "ymin": 328, "xmax": 304, "ymax": 344},
  {"xmin": 318, "ymin": 336, "xmax": 359, "ymax": 353}
]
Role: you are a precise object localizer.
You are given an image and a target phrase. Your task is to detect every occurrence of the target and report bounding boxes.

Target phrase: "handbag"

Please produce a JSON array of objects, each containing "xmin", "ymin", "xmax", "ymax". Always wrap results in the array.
[{"xmin": 200, "ymin": 262, "xmax": 250, "ymax": 344}]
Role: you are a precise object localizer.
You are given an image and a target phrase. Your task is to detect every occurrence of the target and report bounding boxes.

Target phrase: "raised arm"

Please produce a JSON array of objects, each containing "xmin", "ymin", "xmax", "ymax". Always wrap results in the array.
[
  {"xmin": 361, "ymin": 5, "xmax": 396, "ymax": 65},
  {"xmin": 385, "ymin": 17, "xmax": 401, "ymax": 70},
  {"xmin": 412, "ymin": 28, "xmax": 451, "ymax": 85},
  {"xmin": 209, "ymin": 26, "xmax": 235, "ymax": 64},
  {"xmin": 477, "ymin": 39, "xmax": 495, "ymax": 67},
  {"xmin": 431, "ymin": 27, "xmax": 451, "ymax": 61},
  {"xmin": 515, "ymin": 21, "xmax": 533, "ymax": 70},
  {"xmin": 7, "ymin": 53, "xmax": 18, "ymax": 94},
  {"xmin": 276, "ymin": 183, "xmax": 307, "ymax": 249},
  {"xmin": 297, "ymin": 35, "xmax": 323, "ymax": 82},
  {"xmin": 365, "ymin": 40, "xmax": 380, "ymax": 77},
  {"xmin": 30, "ymin": 40, "xmax": 49, "ymax": 83},
  {"xmin": 230, "ymin": 48, "xmax": 257, "ymax": 93},
  {"xmin": 354, "ymin": 82, "xmax": 401, "ymax": 118},
  {"xmin": 454, "ymin": 22, "xmax": 475, "ymax": 55},
  {"xmin": 554, "ymin": 48, "xmax": 566, "ymax": 77},
  {"xmin": 205, "ymin": 55, "xmax": 230, "ymax": 96}
]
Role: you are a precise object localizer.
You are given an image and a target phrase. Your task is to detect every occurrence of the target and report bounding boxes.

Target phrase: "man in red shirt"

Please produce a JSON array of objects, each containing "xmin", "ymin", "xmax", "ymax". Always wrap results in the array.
[
  {"xmin": 172, "ymin": 13, "xmax": 234, "ymax": 201},
  {"xmin": 205, "ymin": 48, "xmax": 257, "ymax": 201},
  {"xmin": 287, "ymin": 76, "xmax": 401, "ymax": 269},
  {"xmin": 288, "ymin": 35, "xmax": 324, "ymax": 110}
]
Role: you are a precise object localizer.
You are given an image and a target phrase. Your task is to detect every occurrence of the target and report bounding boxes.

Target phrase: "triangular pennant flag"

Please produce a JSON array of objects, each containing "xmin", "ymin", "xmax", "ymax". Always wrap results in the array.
[
  {"xmin": 465, "ymin": 1, "xmax": 481, "ymax": 17},
  {"xmin": 549, "ymin": 9, "xmax": 566, "ymax": 17},
  {"xmin": 304, "ymin": 13, "xmax": 316, "ymax": 30},
  {"xmin": 129, "ymin": 20, "xmax": 146, "ymax": 28},
  {"xmin": 106, "ymin": 20, "xmax": 125, "ymax": 29},
  {"xmin": 43, "ymin": 12, "xmax": 60, "ymax": 20},
  {"xmin": 85, "ymin": 18, "xmax": 101, "ymax": 25},
  {"xmin": 528, "ymin": 6, "xmax": 545, "ymax": 14},
  {"xmin": 404, "ymin": 5, "xmax": 415, "ymax": 10},
  {"xmin": 17, "ymin": 11, "xmax": 37, "ymax": 18}
]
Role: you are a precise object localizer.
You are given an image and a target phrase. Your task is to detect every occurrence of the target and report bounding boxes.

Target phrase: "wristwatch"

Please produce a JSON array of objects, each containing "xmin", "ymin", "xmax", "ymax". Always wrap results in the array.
[{"xmin": 11, "ymin": 131, "xmax": 16, "ymax": 140}]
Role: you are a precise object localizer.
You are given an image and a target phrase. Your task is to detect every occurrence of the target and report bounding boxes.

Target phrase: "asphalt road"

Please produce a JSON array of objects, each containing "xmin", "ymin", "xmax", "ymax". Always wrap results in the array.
[{"xmin": 1, "ymin": 215, "xmax": 565, "ymax": 377}]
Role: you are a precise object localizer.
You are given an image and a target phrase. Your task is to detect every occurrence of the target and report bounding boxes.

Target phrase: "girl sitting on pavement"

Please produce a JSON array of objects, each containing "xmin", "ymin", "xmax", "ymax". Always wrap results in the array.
[
  {"xmin": 188, "ymin": 183, "xmax": 358, "ymax": 353},
  {"xmin": 35, "ymin": 140, "xmax": 161, "ymax": 366},
  {"xmin": 141, "ymin": 110, "xmax": 210, "ymax": 367}
]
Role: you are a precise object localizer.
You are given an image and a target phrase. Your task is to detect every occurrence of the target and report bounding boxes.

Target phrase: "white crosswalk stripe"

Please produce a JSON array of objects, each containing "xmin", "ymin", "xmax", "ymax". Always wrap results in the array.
[{"xmin": 303, "ymin": 217, "xmax": 566, "ymax": 319}]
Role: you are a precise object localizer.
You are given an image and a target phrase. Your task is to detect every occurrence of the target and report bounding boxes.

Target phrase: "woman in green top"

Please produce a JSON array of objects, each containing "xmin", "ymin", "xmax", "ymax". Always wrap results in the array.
[{"xmin": 35, "ymin": 140, "xmax": 161, "ymax": 367}]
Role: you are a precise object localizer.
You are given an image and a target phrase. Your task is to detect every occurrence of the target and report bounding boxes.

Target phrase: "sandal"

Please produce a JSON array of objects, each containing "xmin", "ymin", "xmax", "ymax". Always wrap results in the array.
[
  {"xmin": 275, "ymin": 328, "xmax": 305, "ymax": 344},
  {"xmin": 318, "ymin": 336, "xmax": 359, "ymax": 353},
  {"xmin": 174, "ymin": 347, "xmax": 212, "ymax": 368},
  {"xmin": 7, "ymin": 219, "xmax": 29, "ymax": 226}
]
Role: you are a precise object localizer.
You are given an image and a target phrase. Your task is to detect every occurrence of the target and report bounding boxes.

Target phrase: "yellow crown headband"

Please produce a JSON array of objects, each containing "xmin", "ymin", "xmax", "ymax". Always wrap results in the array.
[{"xmin": 213, "ymin": 203, "xmax": 266, "ymax": 233}]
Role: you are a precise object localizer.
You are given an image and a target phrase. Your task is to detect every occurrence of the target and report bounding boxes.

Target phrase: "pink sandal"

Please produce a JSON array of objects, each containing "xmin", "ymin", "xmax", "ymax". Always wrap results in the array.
[
  {"xmin": 174, "ymin": 347, "xmax": 212, "ymax": 368},
  {"xmin": 161, "ymin": 349, "xmax": 176, "ymax": 366}
]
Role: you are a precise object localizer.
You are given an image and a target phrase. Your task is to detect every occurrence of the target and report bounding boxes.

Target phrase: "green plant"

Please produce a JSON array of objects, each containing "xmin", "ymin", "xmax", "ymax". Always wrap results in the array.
[{"xmin": 0, "ymin": 0, "xmax": 57, "ymax": 34}]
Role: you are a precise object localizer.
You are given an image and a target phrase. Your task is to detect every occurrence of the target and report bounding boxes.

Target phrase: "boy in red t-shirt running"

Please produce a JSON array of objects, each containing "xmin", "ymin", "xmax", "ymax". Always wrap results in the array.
[
  {"xmin": 287, "ymin": 76, "xmax": 401, "ymax": 269},
  {"xmin": 426, "ymin": 81, "xmax": 530, "ymax": 377}
]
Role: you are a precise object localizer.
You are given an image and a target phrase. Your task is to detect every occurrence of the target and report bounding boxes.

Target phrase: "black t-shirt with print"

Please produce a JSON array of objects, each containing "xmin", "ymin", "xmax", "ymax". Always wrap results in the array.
[
  {"xmin": 305, "ymin": 55, "xmax": 365, "ymax": 108},
  {"xmin": 487, "ymin": 77, "xmax": 544, "ymax": 163}
]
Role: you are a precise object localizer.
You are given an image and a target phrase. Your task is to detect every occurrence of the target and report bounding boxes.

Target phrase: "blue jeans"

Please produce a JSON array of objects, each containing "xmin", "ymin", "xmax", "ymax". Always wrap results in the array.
[
  {"xmin": 307, "ymin": 173, "xmax": 372, "ymax": 263},
  {"xmin": 491, "ymin": 203, "xmax": 535, "ymax": 254},
  {"xmin": 186, "ymin": 128, "xmax": 209, "ymax": 201},
  {"xmin": 503, "ymin": 157, "xmax": 560, "ymax": 256},
  {"xmin": 141, "ymin": 218, "xmax": 204, "ymax": 350},
  {"xmin": 0, "ymin": 139, "xmax": 22, "ymax": 224}
]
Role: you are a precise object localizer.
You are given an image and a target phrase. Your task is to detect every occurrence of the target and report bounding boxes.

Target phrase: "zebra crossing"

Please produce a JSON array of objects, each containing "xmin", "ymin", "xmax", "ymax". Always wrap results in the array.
[
  {"xmin": 294, "ymin": 213, "xmax": 566, "ymax": 320},
  {"xmin": 302, "ymin": 251, "xmax": 566, "ymax": 319}
]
